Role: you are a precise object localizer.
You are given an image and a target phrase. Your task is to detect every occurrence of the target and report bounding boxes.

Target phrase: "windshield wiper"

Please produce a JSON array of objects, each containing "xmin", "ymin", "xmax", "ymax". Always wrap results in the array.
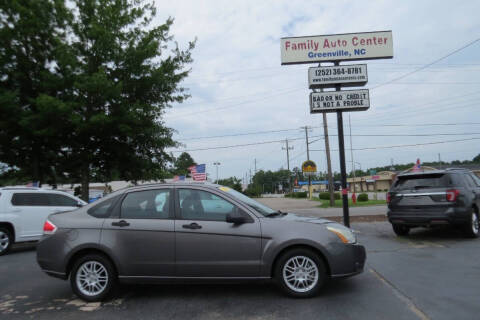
[
  {"xmin": 265, "ymin": 212, "xmax": 282, "ymax": 217},
  {"xmin": 414, "ymin": 185, "xmax": 432, "ymax": 189}
]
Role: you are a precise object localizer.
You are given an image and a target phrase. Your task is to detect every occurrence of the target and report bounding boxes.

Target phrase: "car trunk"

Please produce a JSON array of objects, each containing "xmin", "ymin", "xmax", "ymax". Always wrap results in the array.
[{"xmin": 390, "ymin": 173, "xmax": 459, "ymax": 213}]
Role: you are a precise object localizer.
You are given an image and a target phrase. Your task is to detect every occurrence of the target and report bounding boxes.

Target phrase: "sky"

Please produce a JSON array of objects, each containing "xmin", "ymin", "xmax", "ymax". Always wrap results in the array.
[{"xmin": 152, "ymin": 0, "xmax": 480, "ymax": 182}]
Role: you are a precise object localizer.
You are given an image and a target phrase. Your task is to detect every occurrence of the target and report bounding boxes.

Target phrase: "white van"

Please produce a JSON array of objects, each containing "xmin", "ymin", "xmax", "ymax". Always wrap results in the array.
[{"xmin": 0, "ymin": 187, "xmax": 87, "ymax": 255}]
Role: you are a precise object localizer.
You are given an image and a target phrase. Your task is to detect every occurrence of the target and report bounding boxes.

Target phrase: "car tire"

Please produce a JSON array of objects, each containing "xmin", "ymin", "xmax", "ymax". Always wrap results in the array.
[
  {"xmin": 392, "ymin": 224, "xmax": 410, "ymax": 236},
  {"xmin": 70, "ymin": 254, "xmax": 117, "ymax": 302},
  {"xmin": 0, "ymin": 227, "xmax": 12, "ymax": 256},
  {"xmin": 463, "ymin": 209, "xmax": 479, "ymax": 238},
  {"xmin": 275, "ymin": 248, "xmax": 327, "ymax": 298}
]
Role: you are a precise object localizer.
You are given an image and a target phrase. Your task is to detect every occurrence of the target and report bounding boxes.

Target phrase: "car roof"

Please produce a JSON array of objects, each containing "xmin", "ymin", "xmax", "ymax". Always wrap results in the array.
[
  {"xmin": 397, "ymin": 168, "xmax": 470, "ymax": 177},
  {"xmin": 125, "ymin": 182, "xmax": 221, "ymax": 192}
]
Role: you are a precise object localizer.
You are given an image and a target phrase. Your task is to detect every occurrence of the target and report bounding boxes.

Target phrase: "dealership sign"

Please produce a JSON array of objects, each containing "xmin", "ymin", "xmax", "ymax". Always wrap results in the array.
[
  {"xmin": 308, "ymin": 64, "xmax": 367, "ymax": 89},
  {"xmin": 281, "ymin": 31, "xmax": 393, "ymax": 65},
  {"xmin": 310, "ymin": 89, "xmax": 370, "ymax": 113}
]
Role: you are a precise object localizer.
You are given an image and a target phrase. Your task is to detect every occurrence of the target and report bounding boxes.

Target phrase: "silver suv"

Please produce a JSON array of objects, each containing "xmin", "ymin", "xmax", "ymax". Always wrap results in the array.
[
  {"xmin": 37, "ymin": 183, "xmax": 366, "ymax": 301},
  {"xmin": 0, "ymin": 187, "xmax": 86, "ymax": 255}
]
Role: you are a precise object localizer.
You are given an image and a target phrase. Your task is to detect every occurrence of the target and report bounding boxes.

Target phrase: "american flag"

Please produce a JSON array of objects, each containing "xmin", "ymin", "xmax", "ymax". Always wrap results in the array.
[
  {"xmin": 189, "ymin": 164, "xmax": 207, "ymax": 181},
  {"xmin": 26, "ymin": 181, "xmax": 39, "ymax": 187},
  {"xmin": 173, "ymin": 175, "xmax": 185, "ymax": 181}
]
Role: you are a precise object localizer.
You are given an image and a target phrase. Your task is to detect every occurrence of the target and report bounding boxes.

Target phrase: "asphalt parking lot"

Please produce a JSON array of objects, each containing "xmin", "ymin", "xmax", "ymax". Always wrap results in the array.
[{"xmin": 1, "ymin": 222, "xmax": 479, "ymax": 320}]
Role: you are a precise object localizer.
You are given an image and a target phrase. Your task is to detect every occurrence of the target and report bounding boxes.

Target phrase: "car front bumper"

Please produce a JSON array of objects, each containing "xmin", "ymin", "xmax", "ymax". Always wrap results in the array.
[{"xmin": 330, "ymin": 243, "xmax": 366, "ymax": 278}]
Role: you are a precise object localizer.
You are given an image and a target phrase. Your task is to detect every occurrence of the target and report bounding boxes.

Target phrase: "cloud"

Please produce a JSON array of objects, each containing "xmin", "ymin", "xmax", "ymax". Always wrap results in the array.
[{"xmin": 153, "ymin": 0, "xmax": 480, "ymax": 179}]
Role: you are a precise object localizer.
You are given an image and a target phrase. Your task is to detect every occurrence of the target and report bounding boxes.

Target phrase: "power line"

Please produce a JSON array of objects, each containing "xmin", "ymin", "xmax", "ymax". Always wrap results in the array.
[
  {"xmin": 171, "ymin": 134, "xmax": 480, "ymax": 153},
  {"xmin": 371, "ymin": 37, "xmax": 480, "ymax": 90},
  {"xmin": 310, "ymin": 137, "xmax": 480, "ymax": 152}
]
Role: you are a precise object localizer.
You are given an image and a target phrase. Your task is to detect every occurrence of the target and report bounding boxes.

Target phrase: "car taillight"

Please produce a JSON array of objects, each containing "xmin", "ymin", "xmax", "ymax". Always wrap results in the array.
[
  {"xmin": 446, "ymin": 189, "xmax": 460, "ymax": 202},
  {"xmin": 386, "ymin": 192, "xmax": 392, "ymax": 204},
  {"xmin": 43, "ymin": 220, "xmax": 57, "ymax": 234}
]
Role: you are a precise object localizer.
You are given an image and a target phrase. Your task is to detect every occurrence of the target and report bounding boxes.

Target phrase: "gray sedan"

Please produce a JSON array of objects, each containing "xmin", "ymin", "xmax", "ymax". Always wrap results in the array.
[{"xmin": 37, "ymin": 183, "xmax": 366, "ymax": 301}]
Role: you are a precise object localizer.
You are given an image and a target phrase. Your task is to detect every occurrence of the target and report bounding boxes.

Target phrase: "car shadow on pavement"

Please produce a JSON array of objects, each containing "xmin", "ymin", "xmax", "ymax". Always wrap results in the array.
[
  {"xmin": 400, "ymin": 225, "xmax": 474, "ymax": 242},
  {"xmin": 114, "ymin": 277, "xmax": 360, "ymax": 301},
  {"xmin": 7, "ymin": 243, "xmax": 37, "ymax": 255}
]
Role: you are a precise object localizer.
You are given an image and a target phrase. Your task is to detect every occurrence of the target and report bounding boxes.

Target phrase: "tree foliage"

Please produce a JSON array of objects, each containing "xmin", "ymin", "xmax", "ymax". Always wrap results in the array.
[
  {"xmin": 216, "ymin": 177, "xmax": 242, "ymax": 192},
  {"xmin": 0, "ymin": 0, "xmax": 194, "ymax": 199},
  {"xmin": 171, "ymin": 152, "xmax": 196, "ymax": 176}
]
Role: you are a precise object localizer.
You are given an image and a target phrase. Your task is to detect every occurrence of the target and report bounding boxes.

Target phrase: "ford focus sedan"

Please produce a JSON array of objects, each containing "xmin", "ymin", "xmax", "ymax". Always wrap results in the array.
[{"xmin": 37, "ymin": 183, "xmax": 366, "ymax": 301}]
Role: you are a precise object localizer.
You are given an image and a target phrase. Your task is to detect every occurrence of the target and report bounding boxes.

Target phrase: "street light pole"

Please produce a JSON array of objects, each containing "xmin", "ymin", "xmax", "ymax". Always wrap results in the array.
[{"xmin": 213, "ymin": 162, "xmax": 221, "ymax": 183}]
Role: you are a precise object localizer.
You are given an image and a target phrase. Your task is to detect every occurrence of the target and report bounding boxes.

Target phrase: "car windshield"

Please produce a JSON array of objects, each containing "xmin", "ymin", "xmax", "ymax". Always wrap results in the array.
[{"xmin": 216, "ymin": 186, "xmax": 277, "ymax": 216}]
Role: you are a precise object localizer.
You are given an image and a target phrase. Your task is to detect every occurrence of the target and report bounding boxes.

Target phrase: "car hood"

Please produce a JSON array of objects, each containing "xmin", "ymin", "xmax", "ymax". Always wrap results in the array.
[{"xmin": 264, "ymin": 212, "xmax": 334, "ymax": 225}]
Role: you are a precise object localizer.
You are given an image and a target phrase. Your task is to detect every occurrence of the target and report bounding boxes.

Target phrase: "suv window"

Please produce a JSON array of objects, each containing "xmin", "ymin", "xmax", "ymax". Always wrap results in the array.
[
  {"xmin": 11, "ymin": 193, "xmax": 50, "ymax": 206},
  {"xmin": 88, "ymin": 195, "xmax": 121, "ymax": 218},
  {"xmin": 468, "ymin": 173, "xmax": 480, "ymax": 187},
  {"xmin": 48, "ymin": 194, "xmax": 78, "ymax": 207},
  {"xmin": 178, "ymin": 189, "xmax": 236, "ymax": 221},
  {"xmin": 394, "ymin": 174, "xmax": 453, "ymax": 190},
  {"xmin": 121, "ymin": 189, "xmax": 171, "ymax": 219}
]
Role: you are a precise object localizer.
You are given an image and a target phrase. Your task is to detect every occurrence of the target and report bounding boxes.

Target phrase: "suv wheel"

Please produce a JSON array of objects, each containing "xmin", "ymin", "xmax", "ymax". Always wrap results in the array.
[
  {"xmin": 70, "ymin": 254, "xmax": 116, "ymax": 302},
  {"xmin": 392, "ymin": 224, "xmax": 410, "ymax": 236},
  {"xmin": 275, "ymin": 248, "xmax": 327, "ymax": 298},
  {"xmin": 464, "ymin": 210, "xmax": 479, "ymax": 238},
  {"xmin": 0, "ymin": 227, "xmax": 12, "ymax": 256}
]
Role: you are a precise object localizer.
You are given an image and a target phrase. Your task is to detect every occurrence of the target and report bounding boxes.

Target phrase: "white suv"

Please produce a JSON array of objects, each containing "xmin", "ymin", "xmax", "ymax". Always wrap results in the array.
[{"xmin": 0, "ymin": 187, "xmax": 87, "ymax": 255}]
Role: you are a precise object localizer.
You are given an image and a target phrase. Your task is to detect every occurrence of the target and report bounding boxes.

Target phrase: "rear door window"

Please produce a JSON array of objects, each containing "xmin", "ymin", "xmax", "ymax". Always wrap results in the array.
[
  {"xmin": 120, "ymin": 189, "xmax": 172, "ymax": 219},
  {"xmin": 394, "ymin": 174, "xmax": 452, "ymax": 190},
  {"xmin": 11, "ymin": 193, "xmax": 50, "ymax": 206}
]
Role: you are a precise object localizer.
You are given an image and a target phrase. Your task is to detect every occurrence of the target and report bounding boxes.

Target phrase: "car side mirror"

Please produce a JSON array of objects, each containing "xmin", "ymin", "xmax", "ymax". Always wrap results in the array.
[
  {"xmin": 226, "ymin": 214, "xmax": 247, "ymax": 224},
  {"xmin": 76, "ymin": 201, "xmax": 84, "ymax": 207}
]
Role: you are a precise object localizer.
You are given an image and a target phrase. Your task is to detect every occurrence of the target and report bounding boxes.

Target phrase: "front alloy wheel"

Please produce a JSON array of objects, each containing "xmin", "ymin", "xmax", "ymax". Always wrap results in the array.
[
  {"xmin": 0, "ymin": 228, "xmax": 12, "ymax": 256},
  {"xmin": 70, "ymin": 254, "xmax": 116, "ymax": 301},
  {"xmin": 275, "ymin": 248, "xmax": 327, "ymax": 298}
]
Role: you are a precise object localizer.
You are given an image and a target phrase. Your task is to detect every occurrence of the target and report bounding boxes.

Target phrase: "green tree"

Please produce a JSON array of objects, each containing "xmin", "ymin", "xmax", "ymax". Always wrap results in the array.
[
  {"xmin": 0, "ymin": 0, "xmax": 71, "ymax": 186},
  {"xmin": 60, "ymin": 0, "xmax": 194, "ymax": 200},
  {"xmin": 217, "ymin": 177, "xmax": 242, "ymax": 192},
  {"xmin": 172, "ymin": 152, "xmax": 196, "ymax": 176}
]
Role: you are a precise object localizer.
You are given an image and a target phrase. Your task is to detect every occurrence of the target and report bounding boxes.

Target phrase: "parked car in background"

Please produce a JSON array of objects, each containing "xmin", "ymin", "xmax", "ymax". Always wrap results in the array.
[
  {"xmin": 387, "ymin": 169, "xmax": 480, "ymax": 237},
  {"xmin": 37, "ymin": 183, "xmax": 365, "ymax": 301},
  {"xmin": 0, "ymin": 187, "xmax": 87, "ymax": 255}
]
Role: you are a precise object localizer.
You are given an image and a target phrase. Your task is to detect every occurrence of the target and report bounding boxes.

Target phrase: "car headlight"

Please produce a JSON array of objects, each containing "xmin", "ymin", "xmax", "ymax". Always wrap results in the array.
[{"xmin": 326, "ymin": 225, "xmax": 356, "ymax": 244}]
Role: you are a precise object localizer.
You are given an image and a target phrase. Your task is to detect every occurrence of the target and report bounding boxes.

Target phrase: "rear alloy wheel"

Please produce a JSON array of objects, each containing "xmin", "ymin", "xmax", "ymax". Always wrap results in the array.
[
  {"xmin": 275, "ymin": 248, "xmax": 327, "ymax": 298},
  {"xmin": 70, "ymin": 254, "xmax": 116, "ymax": 302},
  {"xmin": 392, "ymin": 224, "xmax": 410, "ymax": 236},
  {"xmin": 464, "ymin": 210, "xmax": 479, "ymax": 238},
  {"xmin": 0, "ymin": 227, "xmax": 12, "ymax": 256}
]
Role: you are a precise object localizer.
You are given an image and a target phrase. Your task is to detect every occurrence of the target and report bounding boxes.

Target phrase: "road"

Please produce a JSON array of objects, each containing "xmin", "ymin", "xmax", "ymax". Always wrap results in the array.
[
  {"xmin": 1, "ymin": 222, "xmax": 479, "ymax": 319},
  {"xmin": 257, "ymin": 197, "xmax": 387, "ymax": 217}
]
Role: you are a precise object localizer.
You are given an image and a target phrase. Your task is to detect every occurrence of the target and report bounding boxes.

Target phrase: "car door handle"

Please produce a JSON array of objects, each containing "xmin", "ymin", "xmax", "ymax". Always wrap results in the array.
[
  {"xmin": 182, "ymin": 223, "xmax": 202, "ymax": 230},
  {"xmin": 112, "ymin": 220, "xmax": 130, "ymax": 227}
]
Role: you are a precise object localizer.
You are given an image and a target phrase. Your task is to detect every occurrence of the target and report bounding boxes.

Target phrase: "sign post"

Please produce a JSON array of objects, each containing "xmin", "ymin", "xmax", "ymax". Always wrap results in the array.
[{"xmin": 280, "ymin": 30, "xmax": 393, "ymax": 228}]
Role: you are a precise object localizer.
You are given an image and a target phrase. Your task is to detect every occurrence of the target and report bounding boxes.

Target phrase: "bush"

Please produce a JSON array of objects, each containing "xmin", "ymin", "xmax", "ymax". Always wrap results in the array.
[
  {"xmin": 357, "ymin": 193, "xmax": 369, "ymax": 202},
  {"xmin": 287, "ymin": 191, "xmax": 307, "ymax": 198},
  {"xmin": 319, "ymin": 192, "xmax": 340, "ymax": 200}
]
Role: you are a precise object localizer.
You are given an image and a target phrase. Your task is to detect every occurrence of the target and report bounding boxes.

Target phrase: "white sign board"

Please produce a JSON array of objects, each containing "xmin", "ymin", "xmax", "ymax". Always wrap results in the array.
[
  {"xmin": 281, "ymin": 31, "xmax": 393, "ymax": 65},
  {"xmin": 310, "ymin": 89, "xmax": 370, "ymax": 113},
  {"xmin": 308, "ymin": 64, "xmax": 368, "ymax": 89}
]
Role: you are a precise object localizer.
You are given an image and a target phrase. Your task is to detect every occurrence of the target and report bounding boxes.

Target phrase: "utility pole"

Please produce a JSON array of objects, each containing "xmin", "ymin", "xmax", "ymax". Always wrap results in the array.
[
  {"xmin": 322, "ymin": 99, "xmax": 335, "ymax": 207},
  {"xmin": 213, "ymin": 162, "xmax": 221, "ymax": 183},
  {"xmin": 254, "ymin": 158, "xmax": 257, "ymax": 174},
  {"xmin": 335, "ymin": 61, "xmax": 350, "ymax": 227},
  {"xmin": 282, "ymin": 139, "xmax": 294, "ymax": 192},
  {"xmin": 349, "ymin": 114, "xmax": 356, "ymax": 194},
  {"xmin": 301, "ymin": 126, "xmax": 313, "ymax": 198},
  {"xmin": 438, "ymin": 153, "xmax": 441, "ymax": 164}
]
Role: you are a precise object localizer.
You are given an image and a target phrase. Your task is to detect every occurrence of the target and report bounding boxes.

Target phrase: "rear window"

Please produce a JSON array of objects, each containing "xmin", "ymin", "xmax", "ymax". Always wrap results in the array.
[
  {"xmin": 394, "ymin": 174, "xmax": 453, "ymax": 190},
  {"xmin": 11, "ymin": 193, "xmax": 50, "ymax": 206}
]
